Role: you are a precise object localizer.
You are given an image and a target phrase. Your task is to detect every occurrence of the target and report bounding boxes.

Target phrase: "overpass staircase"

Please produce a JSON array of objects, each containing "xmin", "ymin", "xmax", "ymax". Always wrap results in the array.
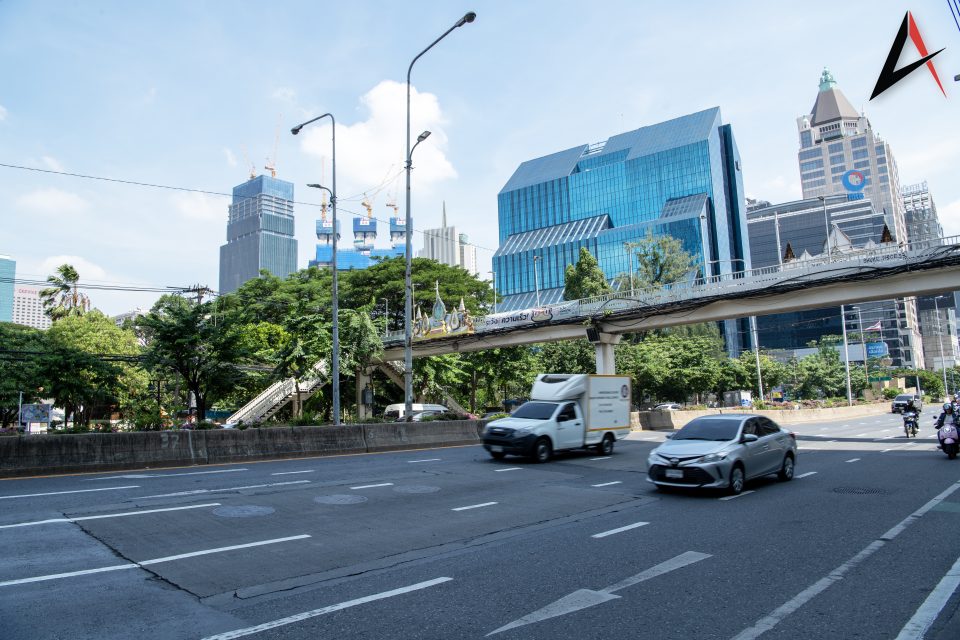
[
  {"xmin": 226, "ymin": 360, "xmax": 329, "ymax": 424},
  {"xmin": 377, "ymin": 360, "xmax": 470, "ymax": 415}
]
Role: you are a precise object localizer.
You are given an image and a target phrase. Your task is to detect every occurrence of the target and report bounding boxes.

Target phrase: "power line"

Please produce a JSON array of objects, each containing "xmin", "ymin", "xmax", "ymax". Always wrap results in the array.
[{"xmin": 0, "ymin": 161, "xmax": 497, "ymax": 254}]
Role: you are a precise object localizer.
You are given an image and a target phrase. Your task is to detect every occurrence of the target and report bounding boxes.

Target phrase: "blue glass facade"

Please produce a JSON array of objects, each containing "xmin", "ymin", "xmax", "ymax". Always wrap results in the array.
[
  {"xmin": 493, "ymin": 107, "xmax": 750, "ymax": 352},
  {"xmin": 0, "ymin": 255, "xmax": 14, "ymax": 322},
  {"xmin": 218, "ymin": 175, "xmax": 298, "ymax": 294}
]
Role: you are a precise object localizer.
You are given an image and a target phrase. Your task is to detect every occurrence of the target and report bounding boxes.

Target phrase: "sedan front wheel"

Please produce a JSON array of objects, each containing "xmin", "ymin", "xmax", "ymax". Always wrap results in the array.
[{"xmin": 727, "ymin": 464, "xmax": 745, "ymax": 495}]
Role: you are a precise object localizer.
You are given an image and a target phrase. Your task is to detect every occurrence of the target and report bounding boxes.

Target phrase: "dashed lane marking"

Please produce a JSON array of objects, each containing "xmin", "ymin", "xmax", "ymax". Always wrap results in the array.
[
  {"xmin": 139, "ymin": 480, "xmax": 309, "ymax": 499},
  {"xmin": 271, "ymin": 470, "xmax": 315, "ymax": 476},
  {"xmin": 0, "ymin": 503, "xmax": 221, "ymax": 529},
  {"xmin": 796, "ymin": 472, "xmax": 818, "ymax": 479},
  {"xmin": 589, "ymin": 457, "xmax": 612, "ymax": 461},
  {"xmin": 452, "ymin": 502, "xmax": 498, "ymax": 511},
  {"xmin": 592, "ymin": 522, "xmax": 649, "ymax": 539},
  {"xmin": 846, "ymin": 458, "xmax": 861, "ymax": 463},
  {"xmin": 0, "ymin": 486, "xmax": 140, "ymax": 500},
  {"xmin": 719, "ymin": 490, "xmax": 756, "ymax": 501},
  {"xmin": 349, "ymin": 483, "xmax": 394, "ymax": 490},
  {"xmin": 592, "ymin": 481, "xmax": 623, "ymax": 487},
  {"xmin": 408, "ymin": 458, "xmax": 442, "ymax": 463},
  {"xmin": 88, "ymin": 469, "xmax": 247, "ymax": 481},
  {"xmin": 494, "ymin": 467, "xmax": 523, "ymax": 473}
]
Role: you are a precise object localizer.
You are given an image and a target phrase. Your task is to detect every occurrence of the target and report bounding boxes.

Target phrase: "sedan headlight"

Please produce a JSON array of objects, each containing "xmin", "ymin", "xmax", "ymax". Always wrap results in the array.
[
  {"xmin": 699, "ymin": 451, "xmax": 729, "ymax": 463},
  {"xmin": 513, "ymin": 427, "xmax": 533, "ymax": 436}
]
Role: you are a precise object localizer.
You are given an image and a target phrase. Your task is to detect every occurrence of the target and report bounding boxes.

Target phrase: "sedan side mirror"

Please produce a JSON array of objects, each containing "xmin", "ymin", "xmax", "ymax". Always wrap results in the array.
[
  {"xmin": 665, "ymin": 433, "xmax": 674, "ymax": 439},
  {"xmin": 742, "ymin": 433, "xmax": 759, "ymax": 443}
]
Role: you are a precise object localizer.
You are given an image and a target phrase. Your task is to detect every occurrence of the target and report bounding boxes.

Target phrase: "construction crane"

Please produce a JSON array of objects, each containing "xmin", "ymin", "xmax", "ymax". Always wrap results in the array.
[
  {"xmin": 385, "ymin": 182, "xmax": 400, "ymax": 217},
  {"xmin": 240, "ymin": 144, "xmax": 256, "ymax": 180},
  {"xmin": 361, "ymin": 195, "xmax": 374, "ymax": 219},
  {"xmin": 264, "ymin": 114, "xmax": 282, "ymax": 178}
]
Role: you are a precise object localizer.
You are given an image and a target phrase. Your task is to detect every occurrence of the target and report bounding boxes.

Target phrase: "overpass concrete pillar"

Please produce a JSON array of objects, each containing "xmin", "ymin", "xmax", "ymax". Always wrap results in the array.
[{"xmin": 592, "ymin": 333, "xmax": 622, "ymax": 375}]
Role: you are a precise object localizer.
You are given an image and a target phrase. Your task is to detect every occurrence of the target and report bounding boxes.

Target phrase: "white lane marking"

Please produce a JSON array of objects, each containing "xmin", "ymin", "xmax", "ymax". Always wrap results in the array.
[
  {"xmin": 854, "ymin": 433, "xmax": 868, "ymax": 438},
  {"xmin": 841, "ymin": 424, "xmax": 851, "ymax": 428},
  {"xmin": 589, "ymin": 457, "xmax": 612, "ymax": 461},
  {"xmin": 592, "ymin": 522, "xmax": 649, "ymax": 539},
  {"xmin": 89, "ymin": 469, "xmax": 247, "ymax": 480},
  {"xmin": 139, "ymin": 535, "xmax": 311, "ymax": 565},
  {"xmin": 452, "ymin": 502, "xmax": 498, "ymax": 511},
  {"xmin": 819, "ymin": 427, "xmax": 829, "ymax": 431},
  {"xmin": 201, "ymin": 577, "xmax": 453, "ymax": 640},
  {"xmin": 719, "ymin": 490, "xmax": 756, "ymax": 501},
  {"xmin": 0, "ymin": 534, "xmax": 311, "ymax": 588},
  {"xmin": 796, "ymin": 472, "xmax": 818, "ymax": 479},
  {"xmin": 0, "ymin": 486, "xmax": 139, "ymax": 500},
  {"xmin": 494, "ymin": 467, "xmax": 523, "ymax": 473},
  {"xmin": 270, "ymin": 470, "xmax": 315, "ymax": 476},
  {"xmin": 894, "ymin": 552, "xmax": 960, "ymax": 639},
  {"xmin": 349, "ymin": 483, "xmax": 393, "ymax": 490},
  {"xmin": 0, "ymin": 503, "xmax": 221, "ymax": 529},
  {"xmin": 488, "ymin": 551, "xmax": 711, "ymax": 635},
  {"xmin": 846, "ymin": 458, "xmax": 861, "ymax": 463},
  {"xmin": 407, "ymin": 458, "xmax": 441, "ymax": 463},
  {"xmin": 730, "ymin": 480, "xmax": 960, "ymax": 640},
  {"xmin": 139, "ymin": 480, "xmax": 309, "ymax": 499},
  {"xmin": 875, "ymin": 436, "xmax": 898, "ymax": 441},
  {"xmin": 824, "ymin": 440, "xmax": 837, "ymax": 444},
  {"xmin": 881, "ymin": 429, "xmax": 891, "ymax": 433},
  {"xmin": 591, "ymin": 481, "xmax": 623, "ymax": 487}
]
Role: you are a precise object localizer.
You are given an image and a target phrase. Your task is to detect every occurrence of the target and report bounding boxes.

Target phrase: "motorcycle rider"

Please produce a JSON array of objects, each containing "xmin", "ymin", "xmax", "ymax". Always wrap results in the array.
[
  {"xmin": 935, "ymin": 402, "xmax": 958, "ymax": 448},
  {"xmin": 905, "ymin": 397, "xmax": 921, "ymax": 415},
  {"xmin": 902, "ymin": 398, "xmax": 921, "ymax": 435}
]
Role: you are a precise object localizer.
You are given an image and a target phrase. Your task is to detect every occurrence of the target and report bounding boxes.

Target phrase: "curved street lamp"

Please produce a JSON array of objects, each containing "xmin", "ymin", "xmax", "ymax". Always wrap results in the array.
[
  {"xmin": 403, "ymin": 11, "xmax": 477, "ymax": 421},
  {"xmin": 292, "ymin": 113, "xmax": 341, "ymax": 426}
]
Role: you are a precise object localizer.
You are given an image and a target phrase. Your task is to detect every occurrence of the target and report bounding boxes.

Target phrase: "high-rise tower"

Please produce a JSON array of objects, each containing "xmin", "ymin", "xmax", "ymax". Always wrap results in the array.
[{"xmin": 218, "ymin": 175, "xmax": 297, "ymax": 294}]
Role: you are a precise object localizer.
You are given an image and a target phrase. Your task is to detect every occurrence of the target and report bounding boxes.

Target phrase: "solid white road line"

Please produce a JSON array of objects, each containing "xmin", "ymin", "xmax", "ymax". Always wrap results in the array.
[
  {"xmin": 846, "ymin": 458, "xmax": 861, "ymax": 463},
  {"xmin": 592, "ymin": 522, "xmax": 649, "ymax": 539},
  {"xmin": 494, "ymin": 467, "xmax": 523, "ymax": 473},
  {"xmin": 591, "ymin": 481, "xmax": 623, "ymax": 487},
  {"xmin": 87, "ymin": 469, "xmax": 248, "ymax": 481},
  {"xmin": 452, "ymin": 502, "xmax": 498, "ymax": 511},
  {"xmin": 0, "ymin": 486, "xmax": 140, "ymax": 500},
  {"xmin": 407, "ymin": 458, "xmax": 442, "ymax": 463},
  {"xmin": 200, "ymin": 577, "xmax": 453, "ymax": 640},
  {"xmin": 795, "ymin": 472, "xmax": 818, "ymax": 479},
  {"xmin": 0, "ymin": 534, "xmax": 311, "ymax": 588},
  {"xmin": 730, "ymin": 480, "xmax": 960, "ymax": 640},
  {"xmin": 894, "ymin": 552, "xmax": 960, "ymax": 639},
  {"xmin": 589, "ymin": 457, "xmax": 611, "ymax": 461},
  {"xmin": 349, "ymin": 483, "xmax": 393, "ymax": 490},
  {"xmin": 270, "ymin": 470, "xmax": 315, "ymax": 476},
  {"xmin": 139, "ymin": 480, "xmax": 309, "ymax": 499},
  {"xmin": 0, "ymin": 503, "xmax": 221, "ymax": 529},
  {"xmin": 719, "ymin": 490, "xmax": 756, "ymax": 501}
]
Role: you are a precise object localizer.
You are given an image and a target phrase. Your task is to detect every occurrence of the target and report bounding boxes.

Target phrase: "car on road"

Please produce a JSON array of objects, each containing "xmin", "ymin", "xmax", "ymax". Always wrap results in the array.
[
  {"xmin": 647, "ymin": 414, "xmax": 797, "ymax": 495},
  {"xmin": 653, "ymin": 403, "xmax": 682, "ymax": 411},
  {"xmin": 891, "ymin": 394, "xmax": 922, "ymax": 413}
]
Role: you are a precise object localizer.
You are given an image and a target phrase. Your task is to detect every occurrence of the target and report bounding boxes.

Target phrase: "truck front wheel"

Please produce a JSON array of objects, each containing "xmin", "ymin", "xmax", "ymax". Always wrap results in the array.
[
  {"xmin": 596, "ymin": 433, "xmax": 615, "ymax": 456},
  {"xmin": 532, "ymin": 437, "xmax": 552, "ymax": 463}
]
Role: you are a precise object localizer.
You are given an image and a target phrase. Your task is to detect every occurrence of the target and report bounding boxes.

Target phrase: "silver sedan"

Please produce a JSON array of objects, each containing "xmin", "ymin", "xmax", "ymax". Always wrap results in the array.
[{"xmin": 647, "ymin": 414, "xmax": 797, "ymax": 495}]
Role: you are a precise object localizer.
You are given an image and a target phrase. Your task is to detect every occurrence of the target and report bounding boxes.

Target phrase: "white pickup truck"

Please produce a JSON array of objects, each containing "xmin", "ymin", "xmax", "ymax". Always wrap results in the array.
[{"xmin": 481, "ymin": 374, "xmax": 632, "ymax": 462}]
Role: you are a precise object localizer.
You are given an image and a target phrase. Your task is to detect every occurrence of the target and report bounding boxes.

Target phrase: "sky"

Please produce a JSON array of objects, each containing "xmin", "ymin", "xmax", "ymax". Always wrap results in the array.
[{"xmin": 2, "ymin": 0, "xmax": 959, "ymax": 315}]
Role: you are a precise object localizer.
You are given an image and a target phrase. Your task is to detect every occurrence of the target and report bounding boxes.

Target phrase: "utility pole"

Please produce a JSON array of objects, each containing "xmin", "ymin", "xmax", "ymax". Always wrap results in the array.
[{"xmin": 183, "ymin": 284, "xmax": 213, "ymax": 304}]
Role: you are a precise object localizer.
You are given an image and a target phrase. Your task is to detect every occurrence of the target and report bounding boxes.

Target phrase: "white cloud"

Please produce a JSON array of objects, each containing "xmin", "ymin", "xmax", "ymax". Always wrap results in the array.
[
  {"xmin": 223, "ymin": 148, "xmax": 237, "ymax": 167},
  {"xmin": 16, "ymin": 188, "xmax": 89, "ymax": 215},
  {"xmin": 0, "ymin": 104, "xmax": 7, "ymax": 121},
  {"xmin": 36, "ymin": 255, "xmax": 109, "ymax": 281},
  {"xmin": 939, "ymin": 199, "xmax": 960, "ymax": 237},
  {"xmin": 272, "ymin": 87, "xmax": 296, "ymax": 102},
  {"xmin": 299, "ymin": 80, "xmax": 456, "ymax": 198},
  {"xmin": 171, "ymin": 191, "xmax": 225, "ymax": 222},
  {"xmin": 41, "ymin": 156, "xmax": 65, "ymax": 172}
]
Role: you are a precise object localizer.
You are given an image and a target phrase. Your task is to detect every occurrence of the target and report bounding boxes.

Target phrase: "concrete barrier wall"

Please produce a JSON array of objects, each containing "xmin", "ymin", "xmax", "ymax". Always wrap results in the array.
[
  {"xmin": 632, "ymin": 403, "xmax": 892, "ymax": 431},
  {"xmin": 0, "ymin": 420, "xmax": 483, "ymax": 478}
]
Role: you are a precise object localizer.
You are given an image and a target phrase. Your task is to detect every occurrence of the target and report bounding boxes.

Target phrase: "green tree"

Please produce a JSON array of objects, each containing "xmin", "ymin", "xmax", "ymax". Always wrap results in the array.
[
  {"xmin": 738, "ymin": 351, "xmax": 788, "ymax": 399},
  {"xmin": 40, "ymin": 263, "xmax": 91, "ymax": 321},
  {"xmin": 563, "ymin": 248, "xmax": 611, "ymax": 301},
  {"xmin": 139, "ymin": 295, "xmax": 247, "ymax": 423},
  {"xmin": 796, "ymin": 340, "xmax": 849, "ymax": 399},
  {"xmin": 0, "ymin": 324, "xmax": 49, "ymax": 427},
  {"xmin": 533, "ymin": 339, "xmax": 596, "ymax": 375},
  {"xmin": 461, "ymin": 347, "xmax": 537, "ymax": 413},
  {"xmin": 623, "ymin": 232, "xmax": 695, "ymax": 291}
]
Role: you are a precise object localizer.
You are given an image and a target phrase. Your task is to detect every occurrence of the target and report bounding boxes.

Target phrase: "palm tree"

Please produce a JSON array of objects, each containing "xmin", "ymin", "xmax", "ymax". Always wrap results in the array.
[{"xmin": 40, "ymin": 263, "xmax": 90, "ymax": 321}]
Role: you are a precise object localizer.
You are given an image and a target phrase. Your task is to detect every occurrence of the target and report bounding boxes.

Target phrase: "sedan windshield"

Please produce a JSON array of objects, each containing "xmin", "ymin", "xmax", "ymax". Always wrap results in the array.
[
  {"xmin": 673, "ymin": 418, "xmax": 742, "ymax": 441},
  {"xmin": 511, "ymin": 402, "xmax": 558, "ymax": 420}
]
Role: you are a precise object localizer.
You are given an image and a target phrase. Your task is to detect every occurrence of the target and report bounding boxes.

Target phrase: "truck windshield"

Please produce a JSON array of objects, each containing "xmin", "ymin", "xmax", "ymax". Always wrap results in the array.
[
  {"xmin": 511, "ymin": 402, "xmax": 558, "ymax": 420},
  {"xmin": 673, "ymin": 418, "xmax": 742, "ymax": 441}
]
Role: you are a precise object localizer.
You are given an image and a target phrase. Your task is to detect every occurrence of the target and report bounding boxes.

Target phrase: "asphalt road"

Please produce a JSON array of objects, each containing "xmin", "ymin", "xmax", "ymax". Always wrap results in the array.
[{"xmin": 2, "ymin": 411, "xmax": 959, "ymax": 640}]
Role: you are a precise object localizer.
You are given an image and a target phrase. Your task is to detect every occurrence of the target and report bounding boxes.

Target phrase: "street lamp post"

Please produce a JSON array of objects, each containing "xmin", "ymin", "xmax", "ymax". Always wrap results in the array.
[
  {"xmin": 818, "ymin": 195, "xmax": 831, "ymax": 258},
  {"xmin": 488, "ymin": 270, "xmax": 497, "ymax": 313},
  {"xmin": 381, "ymin": 297, "xmax": 389, "ymax": 336},
  {"xmin": 934, "ymin": 295, "xmax": 949, "ymax": 397},
  {"xmin": 292, "ymin": 113, "xmax": 341, "ymax": 426},
  {"xmin": 750, "ymin": 316, "xmax": 764, "ymax": 403},
  {"xmin": 532, "ymin": 255, "xmax": 542, "ymax": 307},
  {"xmin": 850, "ymin": 306, "xmax": 869, "ymax": 386},
  {"xmin": 840, "ymin": 304, "xmax": 854, "ymax": 406},
  {"xmin": 404, "ymin": 11, "xmax": 477, "ymax": 422},
  {"xmin": 17, "ymin": 390, "xmax": 23, "ymax": 432}
]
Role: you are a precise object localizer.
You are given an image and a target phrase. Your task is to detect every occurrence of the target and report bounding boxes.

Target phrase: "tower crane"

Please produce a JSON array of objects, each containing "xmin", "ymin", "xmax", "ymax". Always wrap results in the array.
[{"xmin": 264, "ymin": 114, "xmax": 282, "ymax": 178}]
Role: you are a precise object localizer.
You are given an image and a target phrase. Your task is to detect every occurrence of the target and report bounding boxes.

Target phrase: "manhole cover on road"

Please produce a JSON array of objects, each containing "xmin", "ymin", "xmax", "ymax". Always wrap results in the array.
[
  {"xmin": 314, "ymin": 494, "xmax": 368, "ymax": 505},
  {"xmin": 831, "ymin": 487, "xmax": 890, "ymax": 495},
  {"xmin": 213, "ymin": 505, "xmax": 275, "ymax": 518},
  {"xmin": 393, "ymin": 485, "xmax": 441, "ymax": 494}
]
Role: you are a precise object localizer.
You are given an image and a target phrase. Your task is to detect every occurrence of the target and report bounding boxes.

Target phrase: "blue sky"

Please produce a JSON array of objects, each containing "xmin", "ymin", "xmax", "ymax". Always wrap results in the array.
[{"xmin": 2, "ymin": 0, "xmax": 958, "ymax": 314}]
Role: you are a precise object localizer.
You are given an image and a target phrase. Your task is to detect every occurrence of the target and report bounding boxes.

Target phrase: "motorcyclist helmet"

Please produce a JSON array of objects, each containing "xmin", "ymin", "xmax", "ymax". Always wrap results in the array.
[{"xmin": 944, "ymin": 403, "xmax": 954, "ymax": 414}]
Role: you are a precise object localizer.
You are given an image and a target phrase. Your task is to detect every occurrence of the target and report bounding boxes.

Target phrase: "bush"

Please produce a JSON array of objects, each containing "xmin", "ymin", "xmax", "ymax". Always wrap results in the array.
[
  {"xmin": 194, "ymin": 421, "xmax": 218, "ymax": 430},
  {"xmin": 882, "ymin": 388, "xmax": 903, "ymax": 400}
]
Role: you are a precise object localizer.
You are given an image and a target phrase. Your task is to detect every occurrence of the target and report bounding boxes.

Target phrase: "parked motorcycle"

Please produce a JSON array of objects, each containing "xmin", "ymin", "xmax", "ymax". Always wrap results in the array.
[
  {"xmin": 938, "ymin": 422, "xmax": 959, "ymax": 460},
  {"xmin": 903, "ymin": 411, "xmax": 919, "ymax": 437}
]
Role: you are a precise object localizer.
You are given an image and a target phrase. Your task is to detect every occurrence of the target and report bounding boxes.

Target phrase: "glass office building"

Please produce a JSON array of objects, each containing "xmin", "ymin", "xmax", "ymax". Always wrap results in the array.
[
  {"xmin": 309, "ymin": 212, "xmax": 407, "ymax": 270},
  {"xmin": 218, "ymin": 175, "xmax": 298, "ymax": 294},
  {"xmin": 493, "ymin": 107, "xmax": 750, "ymax": 352},
  {"xmin": 0, "ymin": 255, "xmax": 14, "ymax": 323}
]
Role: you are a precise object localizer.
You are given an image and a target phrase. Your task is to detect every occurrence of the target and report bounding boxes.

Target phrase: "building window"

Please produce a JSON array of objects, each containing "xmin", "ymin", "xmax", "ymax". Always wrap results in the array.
[
  {"xmin": 854, "ymin": 160, "xmax": 870, "ymax": 169},
  {"xmin": 852, "ymin": 148, "xmax": 869, "ymax": 160},
  {"xmin": 802, "ymin": 169, "xmax": 825, "ymax": 179},
  {"xmin": 829, "ymin": 154, "xmax": 844, "ymax": 165},
  {"xmin": 800, "ymin": 159, "xmax": 824, "ymax": 172},
  {"xmin": 828, "ymin": 142, "xmax": 843, "ymax": 153},
  {"xmin": 799, "ymin": 148, "xmax": 821, "ymax": 161},
  {"xmin": 851, "ymin": 137, "xmax": 867, "ymax": 148},
  {"xmin": 800, "ymin": 131, "xmax": 813, "ymax": 148},
  {"xmin": 831, "ymin": 165, "xmax": 846, "ymax": 174}
]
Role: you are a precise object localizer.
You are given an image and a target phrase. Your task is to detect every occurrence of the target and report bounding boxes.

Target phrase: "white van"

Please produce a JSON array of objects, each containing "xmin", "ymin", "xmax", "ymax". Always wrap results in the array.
[{"xmin": 383, "ymin": 403, "xmax": 448, "ymax": 420}]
